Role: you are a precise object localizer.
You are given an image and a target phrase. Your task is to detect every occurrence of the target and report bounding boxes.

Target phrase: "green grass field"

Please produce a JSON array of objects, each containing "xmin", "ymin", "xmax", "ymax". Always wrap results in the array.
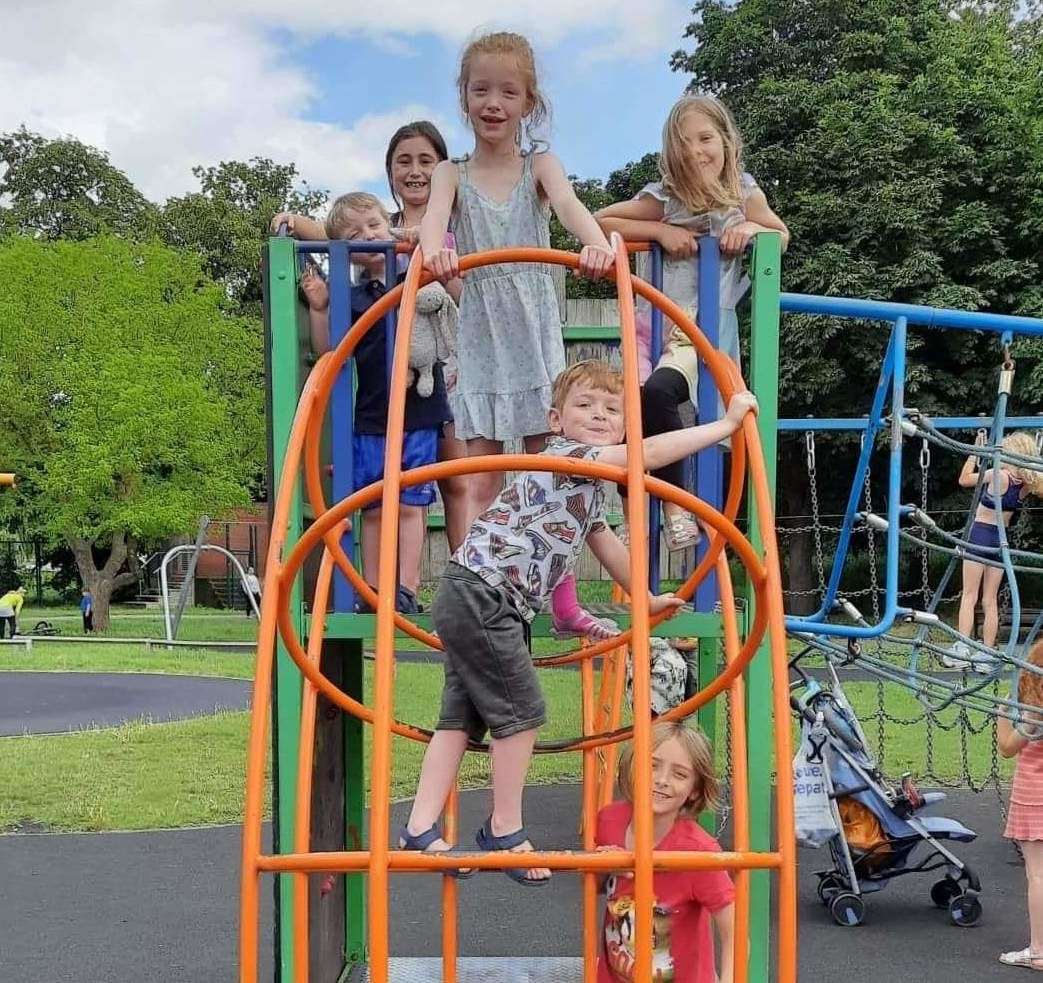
[{"xmin": 0, "ymin": 604, "xmax": 1014, "ymax": 833}]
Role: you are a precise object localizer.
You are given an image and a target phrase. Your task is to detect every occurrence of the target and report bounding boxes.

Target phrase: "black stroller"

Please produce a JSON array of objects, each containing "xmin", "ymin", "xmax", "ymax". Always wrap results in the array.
[{"xmin": 790, "ymin": 650, "xmax": 982, "ymax": 927}]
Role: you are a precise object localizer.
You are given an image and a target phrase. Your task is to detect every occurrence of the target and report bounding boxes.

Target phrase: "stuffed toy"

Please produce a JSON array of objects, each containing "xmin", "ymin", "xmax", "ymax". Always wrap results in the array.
[{"xmin": 409, "ymin": 282, "xmax": 458, "ymax": 397}]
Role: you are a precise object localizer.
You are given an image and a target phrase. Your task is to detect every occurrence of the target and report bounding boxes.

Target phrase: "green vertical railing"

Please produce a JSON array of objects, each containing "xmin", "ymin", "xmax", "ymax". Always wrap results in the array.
[
  {"xmin": 264, "ymin": 237, "xmax": 305, "ymax": 980},
  {"xmin": 745, "ymin": 231, "xmax": 783, "ymax": 983},
  {"xmin": 696, "ymin": 636, "xmax": 719, "ymax": 836},
  {"xmin": 343, "ymin": 643, "xmax": 367, "ymax": 967}
]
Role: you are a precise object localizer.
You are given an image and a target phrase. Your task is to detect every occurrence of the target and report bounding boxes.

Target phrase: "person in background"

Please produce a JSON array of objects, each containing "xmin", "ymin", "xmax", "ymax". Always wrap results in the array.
[
  {"xmin": 80, "ymin": 588, "xmax": 94, "ymax": 633},
  {"xmin": 0, "ymin": 585, "xmax": 26, "ymax": 638},
  {"xmin": 243, "ymin": 566, "xmax": 262, "ymax": 616}
]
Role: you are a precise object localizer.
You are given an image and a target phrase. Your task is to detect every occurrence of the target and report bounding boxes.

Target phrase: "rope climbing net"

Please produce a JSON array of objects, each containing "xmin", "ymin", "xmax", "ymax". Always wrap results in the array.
[{"xmin": 781, "ymin": 317, "xmax": 1043, "ymax": 785}]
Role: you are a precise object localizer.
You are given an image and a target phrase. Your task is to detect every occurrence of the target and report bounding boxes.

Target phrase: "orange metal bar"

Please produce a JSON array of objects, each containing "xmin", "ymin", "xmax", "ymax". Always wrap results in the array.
[
  {"xmin": 367, "ymin": 248, "xmax": 425, "ymax": 983},
  {"xmin": 295, "ymin": 248, "xmax": 750, "ymax": 663},
  {"xmin": 741, "ymin": 412, "xmax": 798, "ymax": 982},
  {"xmin": 441, "ymin": 785, "xmax": 459, "ymax": 983},
  {"xmin": 273, "ymin": 464, "xmax": 769, "ymax": 752},
  {"xmin": 611, "ymin": 232, "xmax": 656, "ymax": 976},
  {"xmin": 240, "ymin": 354, "xmax": 331, "ymax": 982},
  {"xmin": 717, "ymin": 553, "xmax": 750, "ymax": 983},
  {"xmin": 0, "ymin": 473, "xmax": 15, "ymax": 487},
  {"xmin": 581, "ymin": 655, "xmax": 598, "ymax": 983},
  {"xmin": 256, "ymin": 849, "xmax": 785, "ymax": 874},
  {"xmin": 593, "ymin": 583, "xmax": 629, "ymax": 811}
]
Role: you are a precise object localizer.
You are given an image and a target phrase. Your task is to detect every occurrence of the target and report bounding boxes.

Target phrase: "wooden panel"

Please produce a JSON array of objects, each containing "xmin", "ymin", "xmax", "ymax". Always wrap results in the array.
[{"xmin": 309, "ymin": 643, "xmax": 350, "ymax": 982}]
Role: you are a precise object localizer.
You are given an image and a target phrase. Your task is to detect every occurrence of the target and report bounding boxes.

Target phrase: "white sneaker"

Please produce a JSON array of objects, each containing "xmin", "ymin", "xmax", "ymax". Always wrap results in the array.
[
  {"xmin": 940, "ymin": 641, "xmax": 972, "ymax": 669},
  {"xmin": 970, "ymin": 651, "xmax": 996, "ymax": 675}
]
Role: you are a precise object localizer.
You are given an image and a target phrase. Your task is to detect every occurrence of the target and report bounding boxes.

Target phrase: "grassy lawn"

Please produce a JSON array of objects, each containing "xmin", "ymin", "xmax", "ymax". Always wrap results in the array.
[
  {"xmin": 0, "ymin": 605, "xmax": 1015, "ymax": 834},
  {"xmin": 0, "ymin": 641, "xmax": 257, "ymax": 678},
  {"xmin": 0, "ymin": 659, "xmax": 584, "ymax": 832},
  {"xmin": 22, "ymin": 604, "xmax": 260, "ymax": 642},
  {"xmin": 0, "ymin": 649, "xmax": 1012, "ymax": 833}
]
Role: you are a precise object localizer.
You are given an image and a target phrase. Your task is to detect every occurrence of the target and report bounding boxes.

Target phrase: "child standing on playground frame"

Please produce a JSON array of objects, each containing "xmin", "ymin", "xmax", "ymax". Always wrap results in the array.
[
  {"xmin": 299, "ymin": 192, "xmax": 452, "ymax": 614},
  {"xmin": 595, "ymin": 720, "xmax": 735, "ymax": 982},
  {"xmin": 596, "ymin": 95, "xmax": 788, "ymax": 551},
  {"xmin": 998, "ymin": 639, "xmax": 1043, "ymax": 971},
  {"xmin": 948, "ymin": 431, "xmax": 1043, "ymax": 670},
  {"xmin": 400, "ymin": 360, "xmax": 757, "ymax": 885},
  {"xmin": 419, "ymin": 30, "xmax": 622, "ymax": 642},
  {"xmin": 272, "ymin": 120, "xmax": 473, "ymax": 557}
]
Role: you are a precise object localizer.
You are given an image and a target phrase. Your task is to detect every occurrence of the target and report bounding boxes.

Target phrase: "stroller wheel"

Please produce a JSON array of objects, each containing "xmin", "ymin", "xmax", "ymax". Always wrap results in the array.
[
  {"xmin": 817, "ymin": 875, "xmax": 844, "ymax": 906},
  {"xmin": 930, "ymin": 877, "xmax": 963, "ymax": 909},
  {"xmin": 948, "ymin": 893, "xmax": 982, "ymax": 927},
  {"xmin": 830, "ymin": 892, "xmax": 865, "ymax": 927}
]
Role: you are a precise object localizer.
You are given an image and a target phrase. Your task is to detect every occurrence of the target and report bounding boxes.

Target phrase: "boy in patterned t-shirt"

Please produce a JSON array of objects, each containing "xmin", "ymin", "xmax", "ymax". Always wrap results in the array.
[{"xmin": 398, "ymin": 360, "xmax": 757, "ymax": 884}]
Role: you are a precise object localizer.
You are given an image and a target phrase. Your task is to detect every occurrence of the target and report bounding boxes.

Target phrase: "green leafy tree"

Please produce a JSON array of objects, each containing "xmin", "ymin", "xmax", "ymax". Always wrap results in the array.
[
  {"xmin": 605, "ymin": 152, "xmax": 662, "ymax": 203},
  {"xmin": 671, "ymin": 0, "xmax": 1043, "ymax": 607},
  {"xmin": 0, "ymin": 127, "xmax": 157, "ymax": 240},
  {"xmin": 161, "ymin": 158, "xmax": 327, "ymax": 315},
  {"xmin": 0, "ymin": 236, "xmax": 263, "ymax": 628},
  {"xmin": 550, "ymin": 175, "xmax": 617, "ymax": 298}
]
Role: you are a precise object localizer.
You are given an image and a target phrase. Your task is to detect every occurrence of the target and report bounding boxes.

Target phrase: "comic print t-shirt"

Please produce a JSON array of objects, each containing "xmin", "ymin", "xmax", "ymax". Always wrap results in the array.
[
  {"xmin": 454, "ymin": 437, "xmax": 608, "ymax": 621},
  {"xmin": 596, "ymin": 802, "xmax": 735, "ymax": 982}
]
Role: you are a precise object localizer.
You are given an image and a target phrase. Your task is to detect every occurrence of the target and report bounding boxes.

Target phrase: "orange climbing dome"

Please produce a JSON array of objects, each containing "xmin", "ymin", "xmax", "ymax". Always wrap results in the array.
[{"xmin": 240, "ymin": 238, "xmax": 796, "ymax": 983}]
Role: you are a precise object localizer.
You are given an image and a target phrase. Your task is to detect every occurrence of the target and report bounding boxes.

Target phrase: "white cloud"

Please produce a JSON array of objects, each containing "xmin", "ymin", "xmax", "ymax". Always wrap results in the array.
[
  {"xmin": 191, "ymin": 0, "xmax": 688, "ymax": 55},
  {"xmin": 0, "ymin": 2, "xmax": 456, "ymax": 202},
  {"xmin": 0, "ymin": 1, "xmax": 683, "ymax": 202}
]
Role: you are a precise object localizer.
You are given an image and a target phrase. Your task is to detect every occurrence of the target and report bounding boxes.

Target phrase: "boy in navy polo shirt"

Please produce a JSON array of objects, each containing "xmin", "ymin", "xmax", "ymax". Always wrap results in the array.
[{"xmin": 301, "ymin": 192, "xmax": 451, "ymax": 614}]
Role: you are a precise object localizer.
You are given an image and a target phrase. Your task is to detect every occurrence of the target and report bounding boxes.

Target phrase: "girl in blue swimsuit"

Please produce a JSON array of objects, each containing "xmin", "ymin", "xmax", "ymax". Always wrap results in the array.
[{"xmin": 947, "ymin": 431, "xmax": 1042, "ymax": 670}]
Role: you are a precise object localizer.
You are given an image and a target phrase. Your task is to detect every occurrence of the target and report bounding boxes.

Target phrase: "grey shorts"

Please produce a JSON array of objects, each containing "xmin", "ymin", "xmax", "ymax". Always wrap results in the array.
[{"xmin": 431, "ymin": 563, "xmax": 546, "ymax": 741}]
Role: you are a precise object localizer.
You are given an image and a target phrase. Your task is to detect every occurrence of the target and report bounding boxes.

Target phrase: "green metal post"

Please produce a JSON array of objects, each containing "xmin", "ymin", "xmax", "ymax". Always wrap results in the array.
[
  {"xmin": 696, "ymin": 636, "xmax": 719, "ymax": 836},
  {"xmin": 343, "ymin": 639, "xmax": 367, "ymax": 966},
  {"xmin": 264, "ymin": 237, "xmax": 305, "ymax": 980},
  {"xmin": 745, "ymin": 232, "xmax": 782, "ymax": 983}
]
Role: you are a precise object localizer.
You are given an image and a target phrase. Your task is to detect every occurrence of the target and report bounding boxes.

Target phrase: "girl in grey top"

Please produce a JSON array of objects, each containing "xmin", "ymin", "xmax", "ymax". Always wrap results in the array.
[
  {"xmin": 419, "ymin": 31, "xmax": 620, "ymax": 647},
  {"xmin": 597, "ymin": 94, "xmax": 789, "ymax": 552}
]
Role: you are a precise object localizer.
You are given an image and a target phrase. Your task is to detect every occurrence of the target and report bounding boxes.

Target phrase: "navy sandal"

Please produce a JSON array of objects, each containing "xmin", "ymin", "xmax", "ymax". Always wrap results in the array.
[
  {"xmin": 398, "ymin": 824, "xmax": 475, "ymax": 879},
  {"xmin": 475, "ymin": 818, "xmax": 550, "ymax": 887}
]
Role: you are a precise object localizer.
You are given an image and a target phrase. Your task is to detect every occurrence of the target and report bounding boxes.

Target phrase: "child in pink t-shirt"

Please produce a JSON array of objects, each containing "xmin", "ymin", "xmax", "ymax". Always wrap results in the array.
[
  {"xmin": 998, "ymin": 640, "xmax": 1043, "ymax": 970},
  {"xmin": 595, "ymin": 720, "xmax": 735, "ymax": 983}
]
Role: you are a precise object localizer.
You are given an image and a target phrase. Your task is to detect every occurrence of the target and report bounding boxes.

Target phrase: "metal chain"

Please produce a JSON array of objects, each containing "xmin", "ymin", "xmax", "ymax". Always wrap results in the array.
[
  {"xmin": 805, "ymin": 431, "xmax": 828, "ymax": 602},
  {"xmin": 859, "ymin": 433, "xmax": 889, "ymax": 764},
  {"xmin": 717, "ymin": 685, "xmax": 733, "ymax": 838}
]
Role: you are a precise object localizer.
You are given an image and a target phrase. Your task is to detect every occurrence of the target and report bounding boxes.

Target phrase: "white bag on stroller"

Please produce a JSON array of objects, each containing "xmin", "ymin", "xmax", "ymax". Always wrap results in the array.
[{"xmin": 793, "ymin": 715, "xmax": 839, "ymax": 848}]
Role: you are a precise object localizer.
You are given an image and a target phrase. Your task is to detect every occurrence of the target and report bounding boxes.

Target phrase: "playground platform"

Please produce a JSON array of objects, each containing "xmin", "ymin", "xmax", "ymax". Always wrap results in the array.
[{"xmin": 0, "ymin": 783, "xmax": 1025, "ymax": 982}]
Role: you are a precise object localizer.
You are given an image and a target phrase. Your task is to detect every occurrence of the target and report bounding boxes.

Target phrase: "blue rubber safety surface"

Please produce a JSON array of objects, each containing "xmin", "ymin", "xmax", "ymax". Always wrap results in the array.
[
  {"xmin": 0, "ymin": 784, "xmax": 1029, "ymax": 982},
  {"xmin": 0, "ymin": 671, "xmax": 251, "ymax": 736}
]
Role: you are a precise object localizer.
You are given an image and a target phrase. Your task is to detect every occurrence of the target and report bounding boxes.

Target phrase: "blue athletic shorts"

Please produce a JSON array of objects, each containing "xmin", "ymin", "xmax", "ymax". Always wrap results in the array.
[
  {"xmin": 353, "ymin": 429, "xmax": 439, "ymax": 509},
  {"xmin": 965, "ymin": 520, "xmax": 1001, "ymax": 562}
]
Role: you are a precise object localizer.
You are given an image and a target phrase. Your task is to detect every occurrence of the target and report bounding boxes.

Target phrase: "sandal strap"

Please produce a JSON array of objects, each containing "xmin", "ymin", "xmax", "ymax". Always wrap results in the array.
[
  {"xmin": 1000, "ymin": 947, "xmax": 1043, "ymax": 966},
  {"xmin": 478, "ymin": 820, "xmax": 531, "ymax": 852},
  {"xmin": 399, "ymin": 824, "xmax": 442, "ymax": 851}
]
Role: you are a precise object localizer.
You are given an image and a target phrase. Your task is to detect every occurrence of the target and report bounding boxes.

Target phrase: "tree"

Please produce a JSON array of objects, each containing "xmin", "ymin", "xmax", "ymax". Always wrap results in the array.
[
  {"xmin": 161, "ymin": 158, "xmax": 327, "ymax": 315},
  {"xmin": 605, "ymin": 152, "xmax": 662, "ymax": 203},
  {"xmin": 550, "ymin": 160, "xmax": 669, "ymax": 299},
  {"xmin": 0, "ymin": 127, "xmax": 157, "ymax": 241},
  {"xmin": 0, "ymin": 235, "xmax": 263, "ymax": 628},
  {"xmin": 671, "ymin": 0, "xmax": 1043, "ymax": 607}
]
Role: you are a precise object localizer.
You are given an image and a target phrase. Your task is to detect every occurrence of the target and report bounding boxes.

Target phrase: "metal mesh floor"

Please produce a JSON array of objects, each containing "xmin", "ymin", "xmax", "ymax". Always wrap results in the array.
[{"xmin": 349, "ymin": 957, "xmax": 583, "ymax": 981}]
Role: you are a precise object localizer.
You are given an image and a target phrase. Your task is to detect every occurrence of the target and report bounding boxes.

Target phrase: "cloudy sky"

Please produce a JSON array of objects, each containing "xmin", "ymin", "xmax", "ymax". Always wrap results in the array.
[{"xmin": 4, "ymin": 1, "xmax": 695, "ymax": 206}]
